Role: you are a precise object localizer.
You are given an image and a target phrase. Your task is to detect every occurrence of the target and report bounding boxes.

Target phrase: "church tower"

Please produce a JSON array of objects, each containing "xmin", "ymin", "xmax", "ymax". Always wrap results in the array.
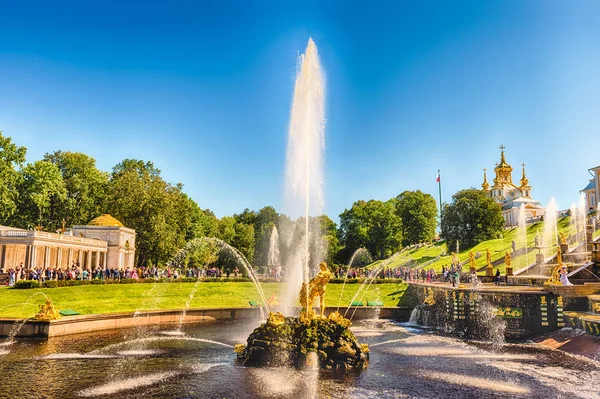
[
  {"xmin": 519, "ymin": 163, "xmax": 531, "ymax": 198},
  {"xmin": 481, "ymin": 145, "xmax": 544, "ymax": 226}
]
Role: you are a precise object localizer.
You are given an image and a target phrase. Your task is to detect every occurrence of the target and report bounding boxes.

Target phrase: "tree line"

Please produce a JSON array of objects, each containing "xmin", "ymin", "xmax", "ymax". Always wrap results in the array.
[{"xmin": 1, "ymin": 131, "xmax": 503, "ymax": 269}]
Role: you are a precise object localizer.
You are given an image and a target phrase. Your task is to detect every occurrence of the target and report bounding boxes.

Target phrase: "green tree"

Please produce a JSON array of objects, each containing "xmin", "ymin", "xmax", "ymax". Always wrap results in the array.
[
  {"xmin": 185, "ymin": 241, "xmax": 219, "ymax": 269},
  {"xmin": 253, "ymin": 206, "xmax": 280, "ymax": 265},
  {"xmin": 17, "ymin": 160, "xmax": 67, "ymax": 229},
  {"xmin": 441, "ymin": 188, "xmax": 504, "ymax": 251},
  {"xmin": 106, "ymin": 159, "xmax": 190, "ymax": 266},
  {"xmin": 0, "ymin": 132, "xmax": 27, "ymax": 223},
  {"xmin": 394, "ymin": 190, "xmax": 437, "ymax": 246},
  {"xmin": 184, "ymin": 196, "xmax": 219, "ymax": 240},
  {"xmin": 217, "ymin": 216, "xmax": 255, "ymax": 263},
  {"xmin": 43, "ymin": 151, "xmax": 109, "ymax": 227},
  {"xmin": 318, "ymin": 214, "xmax": 341, "ymax": 267},
  {"xmin": 339, "ymin": 199, "xmax": 402, "ymax": 260}
]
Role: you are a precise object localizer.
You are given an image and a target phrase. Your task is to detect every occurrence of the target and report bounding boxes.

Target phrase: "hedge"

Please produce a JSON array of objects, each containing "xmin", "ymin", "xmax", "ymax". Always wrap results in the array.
[
  {"xmin": 13, "ymin": 280, "xmax": 41, "ymax": 289},
  {"xmin": 10, "ymin": 277, "xmax": 405, "ymax": 289}
]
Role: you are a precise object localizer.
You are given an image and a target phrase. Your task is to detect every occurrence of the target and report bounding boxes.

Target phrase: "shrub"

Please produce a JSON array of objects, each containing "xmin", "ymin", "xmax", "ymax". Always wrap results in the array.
[
  {"xmin": 43, "ymin": 280, "xmax": 59, "ymax": 288},
  {"xmin": 13, "ymin": 280, "xmax": 41, "ymax": 289}
]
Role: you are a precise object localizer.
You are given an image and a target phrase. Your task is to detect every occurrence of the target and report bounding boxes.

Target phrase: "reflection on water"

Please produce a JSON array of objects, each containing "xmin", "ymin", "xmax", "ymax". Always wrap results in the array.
[{"xmin": 0, "ymin": 320, "xmax": 598, "ymax": 399}]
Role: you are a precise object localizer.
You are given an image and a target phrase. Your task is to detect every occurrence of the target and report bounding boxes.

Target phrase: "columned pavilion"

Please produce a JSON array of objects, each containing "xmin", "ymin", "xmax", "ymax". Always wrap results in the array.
[{"xmin": 0, "ymin": 214, "xmax": 135, "ymax": 271}]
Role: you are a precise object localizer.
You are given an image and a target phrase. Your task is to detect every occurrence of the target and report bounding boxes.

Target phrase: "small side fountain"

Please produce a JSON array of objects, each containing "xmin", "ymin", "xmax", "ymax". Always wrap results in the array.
[{"xmin": 236, "ymin": 262, "xmax": 368, "ymax": 371}]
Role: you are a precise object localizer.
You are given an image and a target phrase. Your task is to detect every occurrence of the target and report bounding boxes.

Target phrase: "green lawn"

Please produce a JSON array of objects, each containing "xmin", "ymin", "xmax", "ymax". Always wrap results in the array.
[
  {"xmin": 368, "ymin": 216, "xmax": 599, "ymax": 275},
  {"xmin": 0, "ymin": 281, "xmax": 408, "ymax": 319}
]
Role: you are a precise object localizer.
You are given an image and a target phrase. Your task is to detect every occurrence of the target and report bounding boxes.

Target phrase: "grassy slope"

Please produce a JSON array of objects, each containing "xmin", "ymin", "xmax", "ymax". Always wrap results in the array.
[
  {"xmin": 0, "ymin": 282, "xmax": 408, "ymax": 319},
  {"xmin": 370, "ymin": 216, "xmax": 599, "ymax": 275}
]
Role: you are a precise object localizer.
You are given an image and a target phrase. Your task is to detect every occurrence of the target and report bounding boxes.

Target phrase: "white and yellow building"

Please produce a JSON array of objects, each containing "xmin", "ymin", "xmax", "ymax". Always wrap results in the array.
[
  {"xmin": 0, "ymin": 214, "xmax": 135, "ymax": 271},
  {"xmin": 581, "ymin": 165, "xmax": 600, "ymax": 211}
]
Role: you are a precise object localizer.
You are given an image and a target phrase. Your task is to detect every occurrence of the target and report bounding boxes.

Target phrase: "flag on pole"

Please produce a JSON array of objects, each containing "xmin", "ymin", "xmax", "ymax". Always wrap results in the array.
[{"xmin": 436, "ymin": 173, "xmax": 440, "ymax": 183}]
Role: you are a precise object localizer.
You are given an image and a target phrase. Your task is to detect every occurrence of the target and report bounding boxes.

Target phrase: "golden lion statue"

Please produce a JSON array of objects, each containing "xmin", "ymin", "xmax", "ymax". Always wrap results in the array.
[{"xmin": 299, "ymin": 262, "xmax": 333, "ymax": 320}]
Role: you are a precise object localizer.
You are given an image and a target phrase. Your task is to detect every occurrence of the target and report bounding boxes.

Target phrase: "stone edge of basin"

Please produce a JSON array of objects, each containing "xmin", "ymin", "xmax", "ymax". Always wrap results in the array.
[{"xmin": 0, "ymin": 306, "xmax": 409, "ymax": 338}]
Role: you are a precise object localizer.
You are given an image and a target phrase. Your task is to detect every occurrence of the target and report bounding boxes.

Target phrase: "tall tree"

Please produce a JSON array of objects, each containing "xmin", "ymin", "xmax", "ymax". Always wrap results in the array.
[
  {"xmin": 43, "ymin": 151, "xmax": 109, "ymax": 226},
  {"xmin": 394, "ymin": 190, "xmax": 438, "ymax": 246},
  {"xmin": 106, "ymin": 159, "xmax": 190, "ymax": 266},
  {"xmin": 16, "ymin": 160, "xmax": 67, "ymax": 229},
  {"xmin": 0, "ymin": 132, "xmax": 27, "ymax": 223},
  {"xmin": 216, "ymin": 216, "xmax": 255, "ymax": 263},
  {"xmin": 339, "ymin": 199, "xmax": 402, "ymax": 260},
  {"xmin": 184, "ymin": 196, "xmax": 219, "ymax": 240},
  {"xmin": 319, "ymin": 214, "xmax": 341, "ymax": 267},
  {"xmin": 253, "ymin": 206, "xmax": 279, "ymax": 266},
  {"xmin": 441, "ymin": 188, "xmax": 504, "ymax": 251}
]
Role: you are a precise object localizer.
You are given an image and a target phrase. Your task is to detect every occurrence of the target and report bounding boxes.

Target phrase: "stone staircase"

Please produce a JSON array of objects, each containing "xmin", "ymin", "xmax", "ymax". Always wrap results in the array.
[{"xmin": 564, "ymin": 294, "xmax": 600, "ymax": 336}]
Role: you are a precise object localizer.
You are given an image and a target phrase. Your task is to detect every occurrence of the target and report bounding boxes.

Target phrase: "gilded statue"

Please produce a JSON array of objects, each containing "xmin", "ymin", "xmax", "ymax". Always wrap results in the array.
[
  {"xmin": 34, "ymin": 298, "xmax": 60, "ymax": 321},
  {"xmin": 299, "ymin": 262, "xmax": 333, "ymax": 320},
  {"xmin": 548, "ymin": 246, "xmax": 563, "ymax": 284},
  {"xmin": 451, "ymin": 252, "xmax": 459, "ymax": 266},
  {"xmin": 267, "ymin": 293, "xmax": 279, "ymax": 307},
  {"xmin": 468, "ymin": 251, "xmax": 476, "ymax": 273},
  {"xmin": 486, "ymin": 249, "xmax": 492, "ymax": 266},
  {"xmin": 559, "ymin": 232, "xmax": 567, "ymax": 246},
  {"xmin": 423, "ymin": 287, "xmax": 436, "ymax": 306},
  {"xmin": 504, "ymin": 252, "xmax": 511, "ymax": 268}
]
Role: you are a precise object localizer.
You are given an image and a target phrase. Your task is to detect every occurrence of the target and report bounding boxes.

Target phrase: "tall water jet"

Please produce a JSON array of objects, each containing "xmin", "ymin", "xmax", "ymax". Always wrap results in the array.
[
  {"xmin": 517, "ymin": 204, "xmax": 528, "ymax": 271},
  {"xmin": 578, "ymin": 193, "xmax": 588, "ymax": 249},
  {"xmin": 267, "ymin": 226, "xmax": 281, "ymax": 267},
  {"xmin": 569, "ymin": 202, "xmax": 578, "ymax": 243},
  {"xmin": 543, "ymin": 198, "xmax": 558, "ymax": 258},
  {"xmin": 281, "ymin": 38, "xmax": 326, "ymax": 313}
]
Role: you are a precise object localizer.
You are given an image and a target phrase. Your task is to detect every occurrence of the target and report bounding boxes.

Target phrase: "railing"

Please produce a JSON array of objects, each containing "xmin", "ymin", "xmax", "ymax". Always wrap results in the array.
[
  {"xmin": 1, "ymin": 230, "xmax": 29, "ymax": 237},
  {"xmin": 0, "ymin": 229, "xmax": 106, "ymax": 246}
]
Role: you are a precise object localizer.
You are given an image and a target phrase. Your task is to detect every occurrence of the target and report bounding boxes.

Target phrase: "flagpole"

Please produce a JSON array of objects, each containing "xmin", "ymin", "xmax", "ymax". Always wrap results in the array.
[{"xmin": 438, "ymin": 169, "xmax": 443, "ymax": 223}]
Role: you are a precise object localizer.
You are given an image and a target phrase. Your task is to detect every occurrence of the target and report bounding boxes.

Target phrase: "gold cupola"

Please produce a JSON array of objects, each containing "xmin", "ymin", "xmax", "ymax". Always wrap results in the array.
[
  {"xmin": 88, "ymin": 214, "xmax": 125, "ymax": 227},
  {"xmin": 519, "ymin": 163, "xmax": 531, "ymax": 198},
  {"xmin": 481, "ymin": 168, "xmax": 490, "ymax": 191},
  {"xmin": 492, "ymin": 145, "xmax": 513, "ymax": 188}
]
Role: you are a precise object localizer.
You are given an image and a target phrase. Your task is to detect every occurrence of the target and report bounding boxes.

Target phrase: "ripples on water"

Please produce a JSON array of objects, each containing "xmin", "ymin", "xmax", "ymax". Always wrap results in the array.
[{"xmin": 0, "ymin": 320, "xmax": 598, "ymax": 399}]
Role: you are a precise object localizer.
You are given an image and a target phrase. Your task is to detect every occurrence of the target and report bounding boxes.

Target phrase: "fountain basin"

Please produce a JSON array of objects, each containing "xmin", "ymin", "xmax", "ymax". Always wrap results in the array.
[{"xmin": 0, "ymin": 307, "xmax": 410, "ymax": 338}]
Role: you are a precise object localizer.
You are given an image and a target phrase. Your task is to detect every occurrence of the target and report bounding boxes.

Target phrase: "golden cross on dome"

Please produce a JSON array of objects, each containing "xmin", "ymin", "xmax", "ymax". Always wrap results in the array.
[
  {"xmin": 521, "ymin": 163, "xmax": 526, "ymax": 169},
  {"xmin": 499, "ymin": 144, "xmax": 505, "ymax": 152},
  {"xmin": 483, "ymin": 167, "xmax": 487, "ymax": 173}
]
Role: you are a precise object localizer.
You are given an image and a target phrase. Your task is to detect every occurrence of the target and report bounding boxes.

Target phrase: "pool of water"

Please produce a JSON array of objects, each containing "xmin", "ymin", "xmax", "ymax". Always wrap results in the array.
[{"xmin": 0, "ymin": 320, "xmax": 598, "ymax": 398}]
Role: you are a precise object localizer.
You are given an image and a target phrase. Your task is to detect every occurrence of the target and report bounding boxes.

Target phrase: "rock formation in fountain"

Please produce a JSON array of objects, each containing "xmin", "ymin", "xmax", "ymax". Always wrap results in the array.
[{"xmin": 236, "ymin": 263, "xmax": 369, "ymax": 370}]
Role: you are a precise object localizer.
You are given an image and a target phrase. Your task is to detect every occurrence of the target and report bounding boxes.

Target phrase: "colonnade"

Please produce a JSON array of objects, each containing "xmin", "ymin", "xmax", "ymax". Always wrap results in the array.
[{"xmin": 0, "ymin": 244, "xmax": 107, "ymax": 271}]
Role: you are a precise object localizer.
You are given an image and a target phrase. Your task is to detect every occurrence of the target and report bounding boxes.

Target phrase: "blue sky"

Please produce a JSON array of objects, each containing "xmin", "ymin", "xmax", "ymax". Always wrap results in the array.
[{"xmin": 1, "ymin": 1, "xmax": 599, "ymax": 221}]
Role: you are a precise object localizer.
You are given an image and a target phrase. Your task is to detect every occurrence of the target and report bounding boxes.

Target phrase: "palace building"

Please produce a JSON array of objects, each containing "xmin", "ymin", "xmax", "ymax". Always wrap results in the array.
[
  {"xmin": 0, "ymin": 214, "xmax": 136, "ymax": 271},
  {"xmin": 481, "ymin": 146, "xmax": 545, "ymax": 227},
  {"xmin": 581, "ymin": 165, "xmax": 600, "ymax": 211}
]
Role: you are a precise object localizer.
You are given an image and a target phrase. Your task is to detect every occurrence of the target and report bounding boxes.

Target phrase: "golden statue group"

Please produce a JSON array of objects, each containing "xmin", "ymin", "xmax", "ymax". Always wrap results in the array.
[
  {"xmin": 236, "ymin": 261, "xmax": 369, "ymax": 371},
  {"xmin": 299, "ymin": 262, "xmax": 333, "ymax": 320}
]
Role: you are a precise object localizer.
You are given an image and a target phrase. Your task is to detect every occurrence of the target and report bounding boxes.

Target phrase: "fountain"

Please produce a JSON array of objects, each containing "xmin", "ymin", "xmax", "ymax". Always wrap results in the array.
[
  {"xmin": 280, "ymin": 37, "xmax": 326, "ymax": 313},
  {"xmin": 237, "ymin": 39, "xmax": 368, "ymax": 372},
  {"xmin": 236, "ymin": 262, "xmax": 368, "ymax": 370},
  {"xmin": 542, "ymin": 198, "xmax": 558, "ymax": 258},
  {"xmin": 336, "ymin": 247, "xmax": 370, "ymax": 311},
  {"xmin": 517, "ymin": 203, "xmax": 529, "ymax": 271},
  {"xmin": 267, "ymin": 225, "xmax": 281, "ymax": 267}
]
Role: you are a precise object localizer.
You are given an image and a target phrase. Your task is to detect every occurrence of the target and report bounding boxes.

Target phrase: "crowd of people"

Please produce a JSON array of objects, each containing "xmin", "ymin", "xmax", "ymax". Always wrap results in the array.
[{"xmin": 3, "ymin": 262, "xmax": 247, "ymax": 286}]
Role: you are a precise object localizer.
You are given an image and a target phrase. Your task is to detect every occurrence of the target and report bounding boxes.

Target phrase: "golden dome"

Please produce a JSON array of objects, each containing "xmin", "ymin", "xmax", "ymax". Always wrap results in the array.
[
  {"xmin": 88, "ymin": 214, "xmax": 124, "ymax": 227},
  {"xmin": 481, "ymin": 168, "xmax": 490, "ymax": 191}
]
